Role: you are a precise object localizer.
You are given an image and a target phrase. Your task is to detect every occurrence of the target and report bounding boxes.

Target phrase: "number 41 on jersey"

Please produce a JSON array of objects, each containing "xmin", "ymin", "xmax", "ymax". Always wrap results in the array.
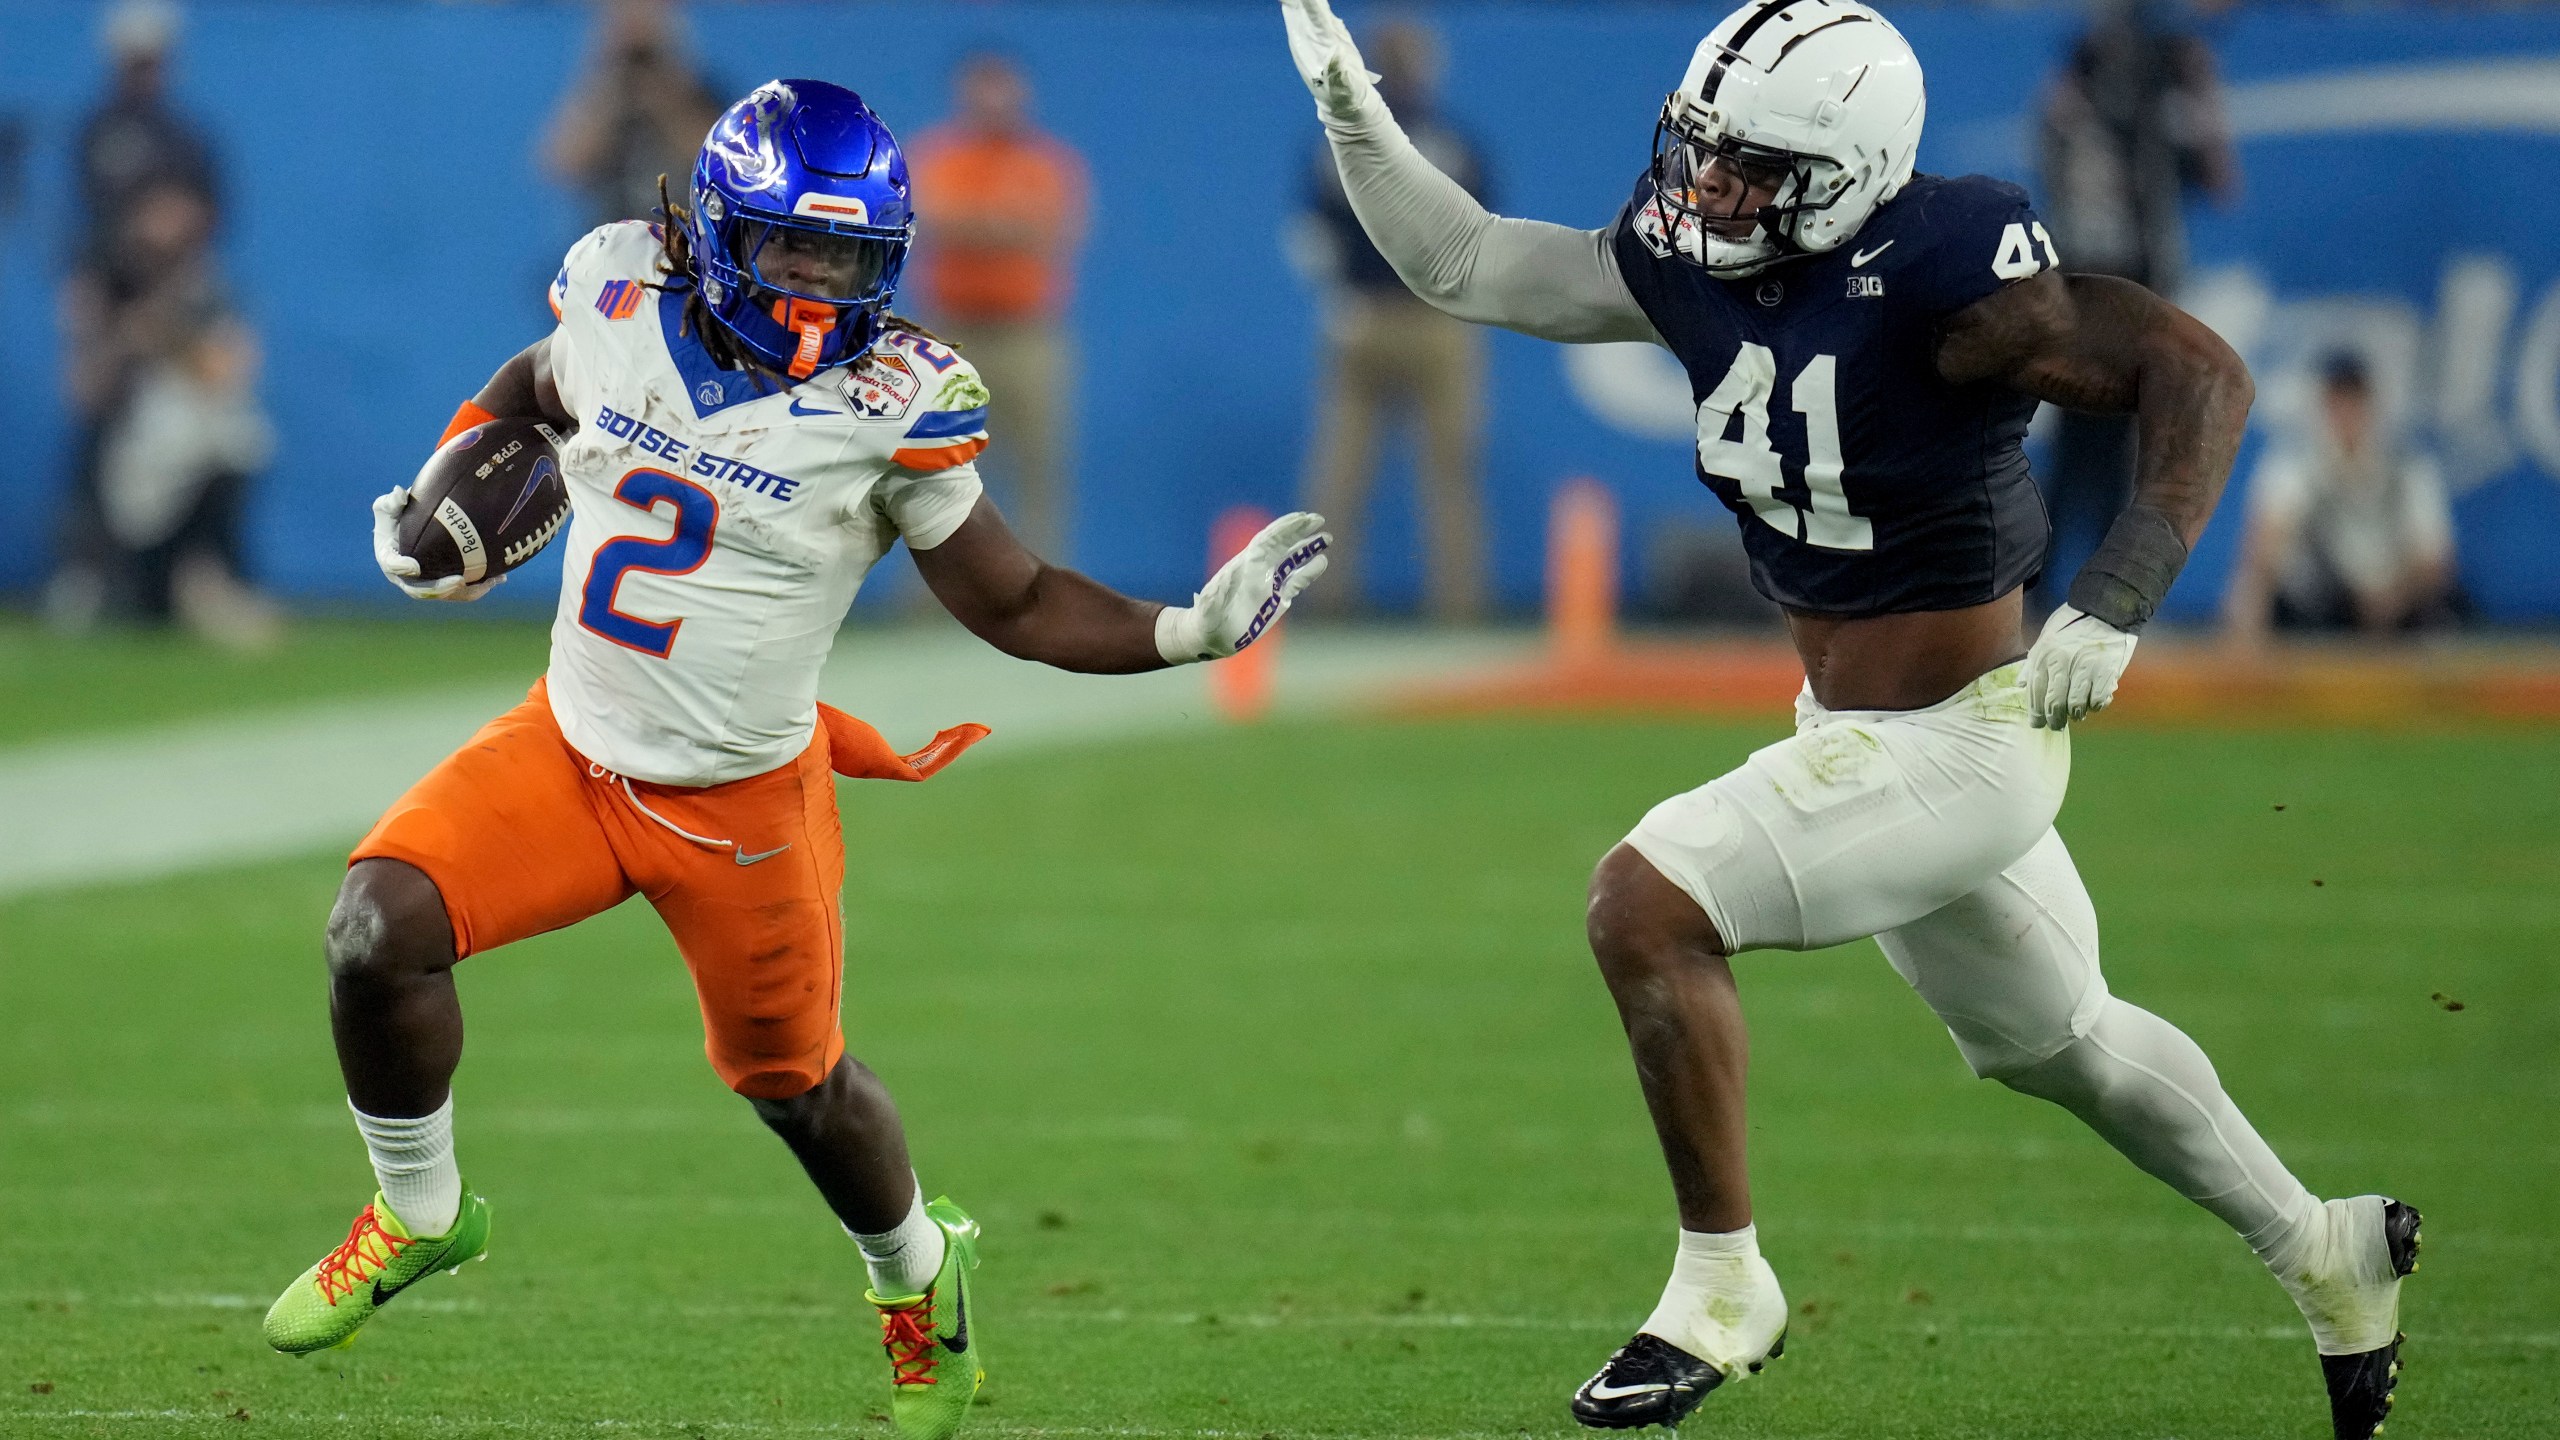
[
  {"xmin": 1696, "ymin": 344, "xmax": 1872, "ymax": 552},
  {"xmin": 1694, "ymin": 220, "xmax": 2057, "ymax": 554}
]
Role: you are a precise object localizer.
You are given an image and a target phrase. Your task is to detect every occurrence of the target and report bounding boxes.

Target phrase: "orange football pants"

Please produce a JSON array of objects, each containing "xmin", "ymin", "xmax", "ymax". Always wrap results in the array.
[{"xmin": 352, "ymin": 680, "xmax": 984, "ymax": 1100}]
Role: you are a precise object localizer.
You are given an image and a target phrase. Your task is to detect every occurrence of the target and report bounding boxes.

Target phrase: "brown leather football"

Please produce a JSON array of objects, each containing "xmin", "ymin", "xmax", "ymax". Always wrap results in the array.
[{"xmin": 396, "ymin": 416, "xmax": 571, "ymax": 584}]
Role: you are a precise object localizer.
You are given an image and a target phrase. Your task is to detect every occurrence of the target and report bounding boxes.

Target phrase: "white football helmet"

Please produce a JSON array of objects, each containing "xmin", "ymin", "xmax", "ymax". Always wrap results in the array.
[{"xmin": 1642, "ymin": 0, "xmax": 1926, "ymax": 276}]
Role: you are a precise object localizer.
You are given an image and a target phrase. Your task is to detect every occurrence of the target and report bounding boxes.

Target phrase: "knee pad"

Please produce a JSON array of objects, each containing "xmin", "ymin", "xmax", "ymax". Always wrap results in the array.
[{"xmin": 1892, "ymin": 952, "xmax": 2109, "ymax": 1080}]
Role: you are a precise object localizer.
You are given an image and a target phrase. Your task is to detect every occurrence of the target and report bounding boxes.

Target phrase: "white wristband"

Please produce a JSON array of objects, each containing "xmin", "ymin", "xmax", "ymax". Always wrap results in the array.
[{"xmin": 1154, "ymin": 604, "xmax": 1210, "ymax": 666}]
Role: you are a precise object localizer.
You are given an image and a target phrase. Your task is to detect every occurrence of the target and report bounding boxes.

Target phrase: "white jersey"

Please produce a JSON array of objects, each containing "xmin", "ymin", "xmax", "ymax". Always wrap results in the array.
[{"xmin": 541, "ymin": 222, "xmax": 988, "ymax": 786}]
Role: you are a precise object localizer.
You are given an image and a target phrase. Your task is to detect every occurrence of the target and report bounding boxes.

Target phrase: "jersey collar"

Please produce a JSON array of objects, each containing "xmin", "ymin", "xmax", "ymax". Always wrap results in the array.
[{"xmin": 655, "ymin": 287, "xmax": 783, "ymax": 420}]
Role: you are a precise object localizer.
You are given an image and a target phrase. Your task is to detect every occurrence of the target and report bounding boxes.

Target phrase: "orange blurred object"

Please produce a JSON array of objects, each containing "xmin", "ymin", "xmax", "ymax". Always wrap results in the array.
[
  {"xmin": 1208, "ymin": 506, "xmax": 1278, "ymax": 722},
  {"xmin": 1548, "ymin": 477, "xmax": 1620, "ymax": 662}
]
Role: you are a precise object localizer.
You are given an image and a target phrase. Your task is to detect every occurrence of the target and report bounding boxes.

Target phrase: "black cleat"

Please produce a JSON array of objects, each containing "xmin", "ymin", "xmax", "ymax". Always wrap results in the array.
[
  {"xmin": 2320, "ymin": 1200, "xmax": 2421, "ymax": 1440},
  {"xmin": 1570, "ymin": 1330, "xmax": 1784, "ymax": 1430}
]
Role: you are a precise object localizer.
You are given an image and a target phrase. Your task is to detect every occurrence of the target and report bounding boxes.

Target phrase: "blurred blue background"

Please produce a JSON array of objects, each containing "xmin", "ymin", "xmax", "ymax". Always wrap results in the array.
[{"xmin": 2, "ymin": 1, "xmax": 2557, "ymax": 620}]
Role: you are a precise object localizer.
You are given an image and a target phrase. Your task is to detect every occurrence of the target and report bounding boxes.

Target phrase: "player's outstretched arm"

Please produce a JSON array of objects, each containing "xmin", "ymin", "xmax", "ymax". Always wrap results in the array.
[
  {"xmin": 371, "ymin": 338, "xmax": 582, "ymax": 603},
  {"xmin": 1937, "ymin": 270, "xmax": 2254, "ymax": 727},
  {"xmin": 1278, "ymin": 0, "xmax": 1658, "ymax": 344},
  {"xmin": 910, "ymin": 498, "xmax": 1331, "ymax": 673}
]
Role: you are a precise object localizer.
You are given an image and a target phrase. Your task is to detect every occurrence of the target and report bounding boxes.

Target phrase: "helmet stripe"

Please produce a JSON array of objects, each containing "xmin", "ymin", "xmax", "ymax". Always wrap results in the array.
[
  {"xmin": 1770, "ymin": 14, "xmax": 1873, "ymax": 73},
  {"xmin": 1700, "ymin": 0, "xmax": 1801, "ymax": 102}
]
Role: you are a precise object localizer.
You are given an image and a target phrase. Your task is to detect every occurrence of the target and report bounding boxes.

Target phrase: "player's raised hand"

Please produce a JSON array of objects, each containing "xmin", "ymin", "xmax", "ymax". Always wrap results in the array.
[
  {"xmin": 1280, "ymin": 0, "xmax": 1380, "ymax": 124},
  {"xmin": 371, "ymin": 486, "xmax": 504, "ymax": 602},
  {"xmin": 2022, "ymin": 603, "xmax": 2138, "ymax": 729},
  {"xmin": 1155, "ymin": 512, "xmax": 1332, "ymax": 665}
]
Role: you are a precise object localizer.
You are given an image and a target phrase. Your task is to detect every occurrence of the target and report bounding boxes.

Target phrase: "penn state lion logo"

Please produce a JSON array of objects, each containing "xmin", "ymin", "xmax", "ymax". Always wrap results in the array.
[{"xmin": 707, "ymin": 82, "xmax": 797, "ymax": 194}]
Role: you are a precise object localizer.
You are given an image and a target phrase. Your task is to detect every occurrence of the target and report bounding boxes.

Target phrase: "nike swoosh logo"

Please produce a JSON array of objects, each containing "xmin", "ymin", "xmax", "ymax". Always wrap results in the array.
[
  {"xmin": 944, "ymin": 1285, "xmax": 970, "ymax": 1355},
  {"xmin": 1585, "ymin": 1381, "xmax": 1670, "ymax": 1400},
  {"xmin": 370, "ymin": 1273, "xmax": 420, "ymax": 1308},
  {"xmin": 1849, "ymin": 241, "xmax": 1895, "ymax": 267},
  {"xmin": 734, "ymin": 844, "xmax": 793, "ymax": 866},
  {"xmin": 787, "ymin": 398, "xmax": 836, "ymax": 417}
]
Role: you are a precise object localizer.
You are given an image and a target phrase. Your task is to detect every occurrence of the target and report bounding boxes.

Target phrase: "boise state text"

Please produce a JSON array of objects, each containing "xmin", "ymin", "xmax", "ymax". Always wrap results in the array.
[
  {"xmin": 592, "ymin": 405, "xmax": 804, "ymax": 502},
  {"xmin": 1613, "ymin": 173, "xmax": 2058, "ymax": 619}
]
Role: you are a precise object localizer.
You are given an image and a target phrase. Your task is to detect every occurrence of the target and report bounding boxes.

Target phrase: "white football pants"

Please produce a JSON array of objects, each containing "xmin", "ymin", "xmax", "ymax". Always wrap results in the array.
[{"xmin": 1625, "ymin": 664, "xmax": 2313, "ymax": 1248}]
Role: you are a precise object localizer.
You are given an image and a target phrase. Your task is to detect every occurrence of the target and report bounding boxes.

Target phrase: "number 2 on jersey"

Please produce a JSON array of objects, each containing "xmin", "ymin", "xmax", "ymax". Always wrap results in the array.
[
  {"xmin": 1696, "ymin": 344, "xmax": 1873, "ymax": 552},
  {"xmin": 578, "ymin": 468, "xmax": 719, "ymax": 658}
]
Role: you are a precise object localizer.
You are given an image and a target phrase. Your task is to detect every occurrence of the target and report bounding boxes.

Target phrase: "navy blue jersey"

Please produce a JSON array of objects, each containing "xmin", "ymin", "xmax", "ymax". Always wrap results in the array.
[{"xmin": 1611, "ymin": 173, "xmax": 2055, "ymax": 617}]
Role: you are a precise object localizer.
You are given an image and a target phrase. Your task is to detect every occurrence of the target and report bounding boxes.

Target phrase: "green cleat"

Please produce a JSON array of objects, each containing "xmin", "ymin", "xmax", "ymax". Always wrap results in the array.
[
  {"xmin": 263, "ymin": 1187, "xmax": 490, "ymax": 1355},
  {"xmin": 866, "ymin": 1196, "xmax": 984, "ymax": 1440}
]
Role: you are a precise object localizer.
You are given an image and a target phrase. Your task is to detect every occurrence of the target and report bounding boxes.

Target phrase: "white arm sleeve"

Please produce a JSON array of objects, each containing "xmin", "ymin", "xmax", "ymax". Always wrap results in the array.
[{"xmin": 1320, "ymin": 107, "xmax": 1663, "ymax": 347}]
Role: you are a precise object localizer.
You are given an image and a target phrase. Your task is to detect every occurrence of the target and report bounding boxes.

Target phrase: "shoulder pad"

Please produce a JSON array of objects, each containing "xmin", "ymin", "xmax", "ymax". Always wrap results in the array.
[
  {"xmin": 907, "ymin": 365, "xmax": 991, "ymax": 441},
  {"xmin": 1875, "ymin": 174, "xmax": 2056, "ymax": 318},
  {"xmin": 551, "ymin": 221, "xmax": 666, "ymax": 322},
  {"xmin": 888, "ymin": 345, "xmax": 991, "ymax": 473}
]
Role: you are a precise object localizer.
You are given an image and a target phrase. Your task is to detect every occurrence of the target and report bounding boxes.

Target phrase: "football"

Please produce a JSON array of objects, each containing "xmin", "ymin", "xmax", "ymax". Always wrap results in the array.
[{"xmin": 396, "ymin": 416, "xmax": 571, "ymax": 585}]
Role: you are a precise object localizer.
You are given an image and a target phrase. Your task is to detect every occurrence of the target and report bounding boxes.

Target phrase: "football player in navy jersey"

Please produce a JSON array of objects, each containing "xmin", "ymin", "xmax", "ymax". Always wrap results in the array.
[{"xmin": 1282, "ymin": 2, "xmax": 2413, "ymax": 1436}]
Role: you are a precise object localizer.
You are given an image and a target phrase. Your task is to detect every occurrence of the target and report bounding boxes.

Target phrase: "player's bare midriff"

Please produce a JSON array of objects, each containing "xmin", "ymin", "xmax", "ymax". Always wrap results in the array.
[{"xmin": 1784, "ymin": 587, "xmax": 2027, "ymax": 712}]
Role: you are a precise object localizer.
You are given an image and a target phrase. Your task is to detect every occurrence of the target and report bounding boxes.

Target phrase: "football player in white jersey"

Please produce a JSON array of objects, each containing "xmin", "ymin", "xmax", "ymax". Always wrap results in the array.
[
  {"xmin": 262, "ymin": 80, "xmax": 1329, "ymax": 1440},
  {"xmin": 1282, "ymin": 1, "xmax": 2414, "ymax": 1436}
]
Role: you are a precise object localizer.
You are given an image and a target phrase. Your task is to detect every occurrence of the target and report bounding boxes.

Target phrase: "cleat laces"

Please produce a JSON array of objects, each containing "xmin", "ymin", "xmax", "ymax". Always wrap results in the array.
[
  {"xmin": 313, "ymin": 1205, "xmax": 414, "ymax": 1306},
  {"xmin": 879, "ymin": 1298, "xmax": 940, "ymax": 1386}
]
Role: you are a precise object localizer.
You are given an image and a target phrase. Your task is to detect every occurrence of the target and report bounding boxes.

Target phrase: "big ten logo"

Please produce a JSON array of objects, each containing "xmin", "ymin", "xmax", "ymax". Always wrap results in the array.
[{"xmin": 2185, "ymin": 256, "xmax": 2560, "ymax": 497}]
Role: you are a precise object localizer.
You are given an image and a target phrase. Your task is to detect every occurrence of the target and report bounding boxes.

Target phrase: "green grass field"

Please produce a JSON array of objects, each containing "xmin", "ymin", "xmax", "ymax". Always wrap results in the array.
[
  {"xmin": 4, "ymin": 702, "xmax": 2555, "ymax": 1438},
  {"xmin": 0, "ymin": 615, "xmax": 553, "ymax": 746}
]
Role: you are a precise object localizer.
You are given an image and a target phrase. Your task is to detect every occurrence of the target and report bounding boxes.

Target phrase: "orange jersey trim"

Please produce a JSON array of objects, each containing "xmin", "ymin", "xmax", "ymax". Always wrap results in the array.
[{"xmin": 890, "ymin": 436, "xmax": 989, "ymax": 472}]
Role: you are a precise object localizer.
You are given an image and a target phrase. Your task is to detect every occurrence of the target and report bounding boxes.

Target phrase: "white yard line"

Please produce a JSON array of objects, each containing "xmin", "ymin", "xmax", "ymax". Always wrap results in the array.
[
  {"xmin": 6, "ymin": 1414, "xmax": 1432, "ymax": 1440},
  {"xmin": 0, "ymin": 629, "xmax": 1533, "ymax": 900},
  {"xmin": 28, "ymin": 1291, "xmax": 2560, "ymax": 1351}
]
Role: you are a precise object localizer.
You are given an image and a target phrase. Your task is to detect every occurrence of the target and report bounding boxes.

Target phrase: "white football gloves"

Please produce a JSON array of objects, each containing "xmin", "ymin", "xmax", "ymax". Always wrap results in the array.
[
  {"xmin": 371, "ymin": 486, "xmax": 503, "ymax": 602},
  {"xmin": 2021, "ymin": 603, "xmax": 2138, "ymax": 730},
  {"xmin": 1280, "ymin": 0, "xmax": 1382, "ymax": 126},
  {"xmin": 1155, "ymin": 512, "xmax": 1333, "ymax": 665}
]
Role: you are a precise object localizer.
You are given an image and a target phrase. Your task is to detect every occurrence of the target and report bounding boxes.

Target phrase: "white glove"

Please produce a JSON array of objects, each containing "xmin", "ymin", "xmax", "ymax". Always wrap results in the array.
[
  {"xmin": 371, "ymin": 486, "xmax": 503, "ymax": 602},
  {"xmin": 1280, "ymin": 0, "xmax": 1382, "ymax": 126},
  {"xmin": 1155, "ymin": 511, "xmax": 1332, "ymax": 665},
  {"xmin": 2021, "ymin": 603, "xmax": 2138, "ymax": 730}
]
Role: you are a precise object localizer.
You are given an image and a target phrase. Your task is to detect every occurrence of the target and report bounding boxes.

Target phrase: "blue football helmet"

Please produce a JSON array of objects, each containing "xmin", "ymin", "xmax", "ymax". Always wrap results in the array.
[{"xmin": 689, "ymin": 79, "xmax": 913, "ymax": 378}]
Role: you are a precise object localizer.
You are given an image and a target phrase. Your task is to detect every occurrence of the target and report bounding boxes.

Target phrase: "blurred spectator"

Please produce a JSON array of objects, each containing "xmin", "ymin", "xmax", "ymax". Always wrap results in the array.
[
  {"xmin": 908, "ymin": 51, "xmax": 1091, "ymax": 561},
  {"xmin": 2223, "ymin": 354, "xmax": 2460, "ymax": 645},
  {"xmin": 542, "ymin": 0, "xmax": 723, "ymax": 234},
  {"xmin": 54, "ymin": 178, "xmax": 276, "ymax": 646},
  {"xmin": 52, "ymin": 8, "xmax": 277, "ymax": 646},
  {"xmin": 73, "ymin": 0, "xmax": 219, "ymax": 253},
  {"xmin": 2031, "ymin": 0, "xmax": 2236, "ymax": 617},
  {"xmin": 1296, "ymin": 20, "xmax": 1491, "ymax": 622}
]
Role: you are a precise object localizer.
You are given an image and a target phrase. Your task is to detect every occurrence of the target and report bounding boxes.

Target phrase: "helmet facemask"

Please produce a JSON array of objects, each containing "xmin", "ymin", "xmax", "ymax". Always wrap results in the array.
[
  {"xmin": 1647, "ymin": 91, "xmax": 1849, "ymax": 277},
  {"xmin": 695, "ymin": 197, "xmax": 910, "ymax": 378}
]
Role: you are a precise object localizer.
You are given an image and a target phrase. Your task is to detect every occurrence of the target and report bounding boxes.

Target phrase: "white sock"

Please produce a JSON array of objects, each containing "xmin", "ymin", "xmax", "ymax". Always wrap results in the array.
[
  {"xmin": 350, "ymin": 1096, "xmax": 462, "ymax": 1237},
  {"xmin": 1638, "ymin": 1225, "xmax": 1787, "ymax": 1372},
  {"xmin": 2267, "ymin": 1195, "xmax": 2404, "ymax": 1354},
  {"xmin": 850, "ymin": 1181, "xmax": 946, "ymax": 1300}
]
